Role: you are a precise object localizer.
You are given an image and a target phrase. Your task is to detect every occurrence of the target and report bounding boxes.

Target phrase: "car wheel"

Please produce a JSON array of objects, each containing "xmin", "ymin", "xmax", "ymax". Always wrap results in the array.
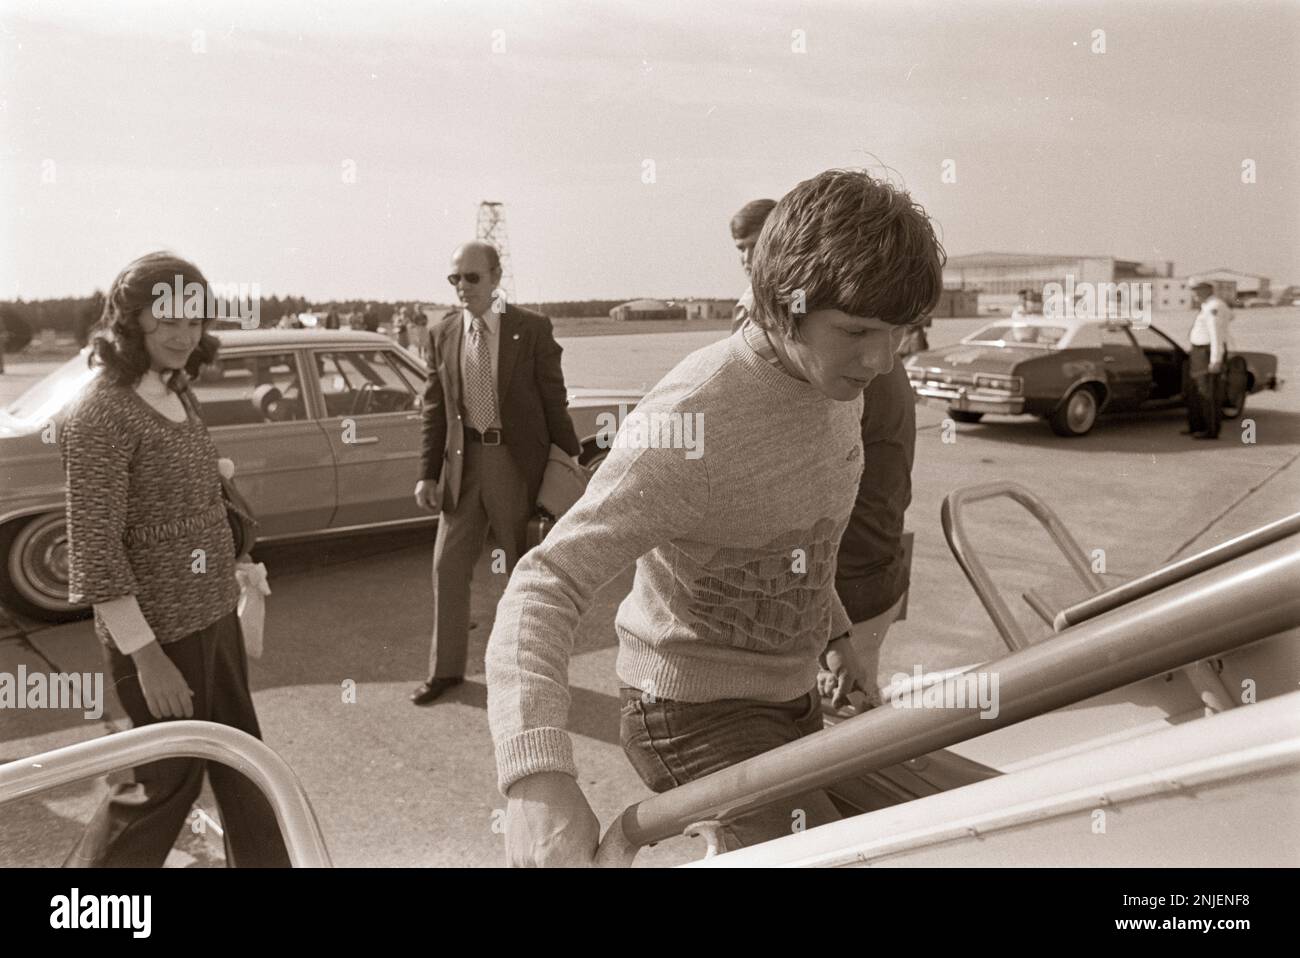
[
  {"xmin": 1221, "ymin": 359, "xmax": 1249, "ymax": 420},
  {"xmin": 1049, "ymin": 386, "xmax": 1099, "ymax": 437},
  {"xmin": 0, "ymin": 514, "xmax": 90, "ymax": 622},
  {"xmin": 579, "ymin": 442, "xmax": 609, "ymax": 475},
  {"xmin": 947, "ymin": 410, "xmax": 984, "ymax": 424}
]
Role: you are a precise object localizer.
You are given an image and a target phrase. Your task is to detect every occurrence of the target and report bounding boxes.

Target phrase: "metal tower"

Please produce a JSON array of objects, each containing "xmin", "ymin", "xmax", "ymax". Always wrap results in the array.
[{"xmin": 475, "ymin": 201, "xmax": 515, "ymax": 303}]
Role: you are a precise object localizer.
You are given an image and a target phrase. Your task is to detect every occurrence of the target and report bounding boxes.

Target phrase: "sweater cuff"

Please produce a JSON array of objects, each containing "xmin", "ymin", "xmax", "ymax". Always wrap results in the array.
[{"xmin": 495, "ymin": 726, "xmax": 578, "ymax": 796}]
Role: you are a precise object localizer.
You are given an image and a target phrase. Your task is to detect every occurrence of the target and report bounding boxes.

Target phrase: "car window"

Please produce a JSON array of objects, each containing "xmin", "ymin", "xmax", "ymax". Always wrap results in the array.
[
  {"xmin": 314, "ymin": 350, "xmax": 420, "ymax": 417},
  {"xmin": 1100, "ymin": 326, "xmax": 1139, "ymax": 351},
  {"xmin": 2, "ymin": 352, "xmax": 98, "ymax": 425},
  {"xmin": 1068, "ymin": 325, "xmax": 1102, "ymax": 348},
  {"xmin": 967, "ymin": 324, "xmax": 1068, "ymax": 348},
  {"xmin": 1129, "ymin": 326, "xmax": 1177, "ymax": 352},
  {"xmin": 190, "ymin": 352, "xmax": 306, "ymax": 426}
]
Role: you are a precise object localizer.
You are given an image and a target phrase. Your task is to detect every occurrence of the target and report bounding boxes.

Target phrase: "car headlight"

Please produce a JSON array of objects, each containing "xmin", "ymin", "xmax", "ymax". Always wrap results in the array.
[{"xmin": 974, "ymin": 375, "xmax": 1023, "ymax": 394}]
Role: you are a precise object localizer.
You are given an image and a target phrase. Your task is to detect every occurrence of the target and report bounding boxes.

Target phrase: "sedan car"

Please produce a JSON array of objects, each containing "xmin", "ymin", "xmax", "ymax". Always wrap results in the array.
[
  {"xmin": 904, "ymin": 317, "xmax": 1281, "ymax": 437},
  {"xmin": 0, "ymin": 329, "xmax": 641, "ymax": 621}
]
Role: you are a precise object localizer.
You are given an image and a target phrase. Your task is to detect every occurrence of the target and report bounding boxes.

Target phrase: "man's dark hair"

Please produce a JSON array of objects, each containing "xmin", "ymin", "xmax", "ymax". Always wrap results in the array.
[
  {"xmin": 730, "ymin": 199, "xmax": 778, "ymax": 240},
  {"xmin": 88, "ymin": 251, "xmax": 219, "ymax": 387},
  {"xmin": 749, "ymin": 169, "xmax": 945, "ymax": 335}
]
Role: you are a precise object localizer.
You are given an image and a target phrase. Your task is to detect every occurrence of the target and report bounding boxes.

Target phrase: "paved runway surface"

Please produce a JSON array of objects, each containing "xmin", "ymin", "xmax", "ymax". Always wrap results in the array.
[{"xmin": 3, "ymin": 309, "xmax": 1297, "ymax": 866}]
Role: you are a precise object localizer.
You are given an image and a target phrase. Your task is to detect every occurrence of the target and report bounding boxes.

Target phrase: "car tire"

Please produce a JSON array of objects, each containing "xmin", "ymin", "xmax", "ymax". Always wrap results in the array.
[
  {"xmin": 947, "ymin": 410, "xmax": 984, "ymax": 424},
  {"xmin": 0, "ymin": 514, "xmax": 91, "ymax": 622},
  {"xmin": 1049, "ymin": 386, "xmax": 1099, "ymax": 437},
  {"xmin": 579, "ymin": 441, "xmax": 609, "ymax": 474}
]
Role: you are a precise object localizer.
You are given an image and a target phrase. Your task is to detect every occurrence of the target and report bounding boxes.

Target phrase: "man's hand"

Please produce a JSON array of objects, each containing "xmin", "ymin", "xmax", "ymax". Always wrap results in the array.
[
  {"xmin": 504, "ymin": 771, "xmax": 600, "ymax": 867},
  {"xmin": 131, "ymin": 642, "xmax": 194, "ymax": 719},
  {"xmin": 414, "ymin": 479, "xmax": 441, "ymax": 512},
  {"xmin": 1208, "ymin": 360, "xmax": 1223, "ymax": 375},
  {"xmin": 819, "ymin": 634, "xmax": 880, "ymax": 709}
]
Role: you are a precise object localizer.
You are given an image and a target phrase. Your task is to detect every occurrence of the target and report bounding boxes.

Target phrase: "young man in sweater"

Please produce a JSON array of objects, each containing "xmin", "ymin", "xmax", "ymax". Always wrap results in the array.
[{"xmin": 487, "ymin": 168, "xmax": 944, "ymax": 866}]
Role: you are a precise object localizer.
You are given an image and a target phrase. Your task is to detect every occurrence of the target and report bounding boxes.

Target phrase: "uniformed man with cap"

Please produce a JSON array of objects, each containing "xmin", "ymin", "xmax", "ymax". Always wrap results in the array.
[{"xmin": 1184, "ymin": 280, "xmax": 1232, "ymax": 439}]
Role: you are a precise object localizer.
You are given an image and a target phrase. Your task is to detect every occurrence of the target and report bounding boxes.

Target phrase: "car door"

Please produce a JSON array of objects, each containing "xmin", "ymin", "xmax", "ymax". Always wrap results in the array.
[
  {"xmin": 1128, "ymin": 324, "xmax": 1186, "ymax": 402},
  {"xmin": 187, "ymin": 348, "xmax": 336, "ymax": 537},
  {"xmin": 309, "ymin": 346, "xmax": 426, "ymax": 529},
  {"xmin": 1097, "ymin": 324, "xmax": 1152, "ymax": 409}
]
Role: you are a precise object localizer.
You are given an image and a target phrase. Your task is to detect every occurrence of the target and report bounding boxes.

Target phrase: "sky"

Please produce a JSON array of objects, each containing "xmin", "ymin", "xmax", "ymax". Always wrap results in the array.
[{"xmin": 2, "ymin": 0, "xmax": 1298, "ymax": 303}]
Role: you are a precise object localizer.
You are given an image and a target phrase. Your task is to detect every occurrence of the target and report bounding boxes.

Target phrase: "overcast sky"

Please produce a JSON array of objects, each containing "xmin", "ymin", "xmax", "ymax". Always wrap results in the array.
[{"xmin": 3, "ymin": 0, "xmax": 1297, "ymax": 302}]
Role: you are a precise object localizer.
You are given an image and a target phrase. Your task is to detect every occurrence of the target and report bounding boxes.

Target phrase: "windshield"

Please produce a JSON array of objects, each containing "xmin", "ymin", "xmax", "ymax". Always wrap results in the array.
[
  {"xmin": 964, "ymin": 323, "xmax": 1068, "ymax": 348},
  {"xmin": 1, "ymin": 352, "xmax": 99, "ymax": 427}
]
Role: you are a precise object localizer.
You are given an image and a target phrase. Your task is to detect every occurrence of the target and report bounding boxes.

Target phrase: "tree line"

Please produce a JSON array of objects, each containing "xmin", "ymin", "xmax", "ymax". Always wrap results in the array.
[{"xmin": 0, "ymin": 295, "xmax": 634, "ymax": 352}]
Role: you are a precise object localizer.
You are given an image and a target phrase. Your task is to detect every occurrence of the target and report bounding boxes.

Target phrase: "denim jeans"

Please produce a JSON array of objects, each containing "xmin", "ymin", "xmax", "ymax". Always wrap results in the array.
[{"xmin": 619, "ymin": 686, "xmax": 847, "ymax": 851}]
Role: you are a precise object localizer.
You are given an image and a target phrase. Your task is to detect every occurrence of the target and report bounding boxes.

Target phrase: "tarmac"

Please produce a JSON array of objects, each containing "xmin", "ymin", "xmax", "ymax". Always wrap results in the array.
[{"xmin": 2, "ymin": 308, "xmax": 1297, "ymax": 867}]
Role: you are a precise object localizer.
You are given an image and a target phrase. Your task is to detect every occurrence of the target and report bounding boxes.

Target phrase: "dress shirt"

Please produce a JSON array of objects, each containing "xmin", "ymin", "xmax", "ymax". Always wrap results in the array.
[{"xmin": 1189, "ymin": 296, "xmax": 1233, "ymax": 365}]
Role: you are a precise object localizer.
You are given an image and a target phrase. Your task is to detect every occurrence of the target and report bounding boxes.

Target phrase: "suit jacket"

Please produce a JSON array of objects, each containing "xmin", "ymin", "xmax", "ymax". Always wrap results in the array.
[{"xmin": 420, "ymin": 303, "xmax": 581, "ymax": 512}]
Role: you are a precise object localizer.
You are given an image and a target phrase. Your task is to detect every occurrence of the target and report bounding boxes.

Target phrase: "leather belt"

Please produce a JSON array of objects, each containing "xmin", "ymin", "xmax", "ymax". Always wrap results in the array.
[{"xmin": 466, "ymin": 426, "xmax": 503, "ymax": 445}]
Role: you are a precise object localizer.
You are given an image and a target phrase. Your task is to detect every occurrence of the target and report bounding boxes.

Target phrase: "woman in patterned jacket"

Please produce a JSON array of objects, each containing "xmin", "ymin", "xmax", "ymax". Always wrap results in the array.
[{"xmin": 62, "ymin": 252, "xmax": 288, "ymax": 868}]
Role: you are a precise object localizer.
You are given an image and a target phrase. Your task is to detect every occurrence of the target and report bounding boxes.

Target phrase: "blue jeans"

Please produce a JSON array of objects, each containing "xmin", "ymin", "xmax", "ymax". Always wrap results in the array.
[{"xmin": 619, "ymin": 686, "xmax": 848, "ymax": 851}]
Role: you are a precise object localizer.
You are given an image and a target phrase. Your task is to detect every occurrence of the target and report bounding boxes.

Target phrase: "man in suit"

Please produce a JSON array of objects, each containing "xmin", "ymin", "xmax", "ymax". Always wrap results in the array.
[{"xmin": 411, "ymin": 241, "xmax": 582, "ymax": 705}]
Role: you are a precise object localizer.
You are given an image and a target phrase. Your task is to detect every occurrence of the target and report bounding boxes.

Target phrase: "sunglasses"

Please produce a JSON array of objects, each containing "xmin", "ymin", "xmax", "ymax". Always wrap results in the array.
[{"xmin": 447, "ymin": 272, "xmax": 484, "ymax": 286}]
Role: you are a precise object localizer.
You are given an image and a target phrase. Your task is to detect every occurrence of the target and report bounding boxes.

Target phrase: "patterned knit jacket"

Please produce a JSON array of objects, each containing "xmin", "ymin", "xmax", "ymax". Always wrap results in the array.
[{"xmin": 61, "ymin": 375, "xmax": 239, "ymax": 650}]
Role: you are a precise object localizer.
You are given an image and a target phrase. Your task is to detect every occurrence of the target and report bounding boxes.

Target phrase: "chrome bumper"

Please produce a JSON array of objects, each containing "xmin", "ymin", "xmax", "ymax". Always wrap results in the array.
[{"xmin": 912, "ymin": 384, "xmax": 1025, "ymax": 415}]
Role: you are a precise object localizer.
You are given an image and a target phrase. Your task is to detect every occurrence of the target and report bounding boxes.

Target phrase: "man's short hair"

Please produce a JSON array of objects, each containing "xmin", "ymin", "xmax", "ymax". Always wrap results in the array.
[
  {"xmin": 749, "ymin": 169, "xmax": 945, "ymax": 333},
  {"xmin": 729, "ymin": 199, "xmax": 778, "ymax": 240}
]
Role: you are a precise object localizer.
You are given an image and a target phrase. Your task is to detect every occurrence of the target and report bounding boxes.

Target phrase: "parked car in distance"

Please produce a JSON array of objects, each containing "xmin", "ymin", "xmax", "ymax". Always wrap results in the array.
[
  {"xmin": 0, "ymin": 329, "xmax": 641, "ymax": 621},
  {"xmin": 904, "ymin": 317, "xmax": 1281, "ymax": 438}
]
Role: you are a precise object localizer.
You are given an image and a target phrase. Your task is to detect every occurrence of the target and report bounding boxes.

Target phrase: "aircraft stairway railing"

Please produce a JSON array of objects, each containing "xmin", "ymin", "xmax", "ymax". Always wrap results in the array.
[
  {"xmin": 0, "ymin": 720, "xmax": 332, "ymax": 867},
  {"xmin": 595, "ymin": 531, "xmax": 1300, "ymax": 862},
  {"xmin": 940, "ymin": 480, "xmax": 1300, "ymax": 652}
]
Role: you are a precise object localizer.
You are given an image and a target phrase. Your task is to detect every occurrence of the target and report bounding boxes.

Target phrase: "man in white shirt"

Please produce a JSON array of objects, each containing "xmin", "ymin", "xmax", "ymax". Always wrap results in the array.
[{"xmin": 1185, "ymin": 280, "xmax": 1233, "ymax": 439}]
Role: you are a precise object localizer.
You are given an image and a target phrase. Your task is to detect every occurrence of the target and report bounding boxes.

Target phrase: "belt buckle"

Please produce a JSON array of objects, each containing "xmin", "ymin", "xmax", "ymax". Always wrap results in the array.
[{"xmin": 482, "ymin": 428, "xmax": 502, "ymax": 446}]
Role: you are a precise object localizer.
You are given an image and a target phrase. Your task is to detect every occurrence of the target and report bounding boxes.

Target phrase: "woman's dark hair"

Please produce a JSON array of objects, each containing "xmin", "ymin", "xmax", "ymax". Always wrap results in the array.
[{"xmin": 88, "ymin": 251, "xmax": 220, "ymax": 388}]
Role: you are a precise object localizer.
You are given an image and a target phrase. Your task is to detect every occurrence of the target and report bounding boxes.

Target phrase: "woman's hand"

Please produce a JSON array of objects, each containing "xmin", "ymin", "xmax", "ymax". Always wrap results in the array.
[
  {"xmin": 217, "ymin": 457, "xmax": 235, "ymax": 480},
  {"xmin": 130, "ymin": 642, "xmax": 194, "ymax": 719}
]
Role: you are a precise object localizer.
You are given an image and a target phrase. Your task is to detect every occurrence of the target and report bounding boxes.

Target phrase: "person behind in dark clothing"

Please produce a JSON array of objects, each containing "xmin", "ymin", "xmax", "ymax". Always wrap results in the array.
[
  {"xmin": 361, "ymin": 302, "xmax": 379, "ymax": 333},
  {"xmin": 729, "ymin": 198, "xmax": 778, "ymax": 333},
  {"xmin": 825, "ymin": 358, "xmax": 917, "ymax": 707}
]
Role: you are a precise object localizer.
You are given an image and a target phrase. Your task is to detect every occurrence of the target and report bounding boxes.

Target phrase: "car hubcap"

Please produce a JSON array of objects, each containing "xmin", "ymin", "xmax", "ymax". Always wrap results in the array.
[
  {"xmin": 1068, "ymin": 392, "xmax": 1096, "ymax": 432},
  {"xmin": 16, "ymin": 517, "xmax": 72, "ymax": 607}
]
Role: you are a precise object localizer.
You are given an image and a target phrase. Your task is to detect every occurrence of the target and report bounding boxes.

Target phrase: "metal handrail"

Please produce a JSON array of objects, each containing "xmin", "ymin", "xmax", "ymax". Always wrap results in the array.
[
  {"xmin": 941, "ymin": 481, "xmax": 1107, "ymax": 651},
  {"xmin": 0, "ymin": 720, "xmax": 332, "ymax": 867},
  {"xmin": 1053, "ymin": 510, "xmax": 1300, "ymax": 631},
  {"xmin": 597, "ymin": 533, "xmax": 1300, "ymax": 855}
]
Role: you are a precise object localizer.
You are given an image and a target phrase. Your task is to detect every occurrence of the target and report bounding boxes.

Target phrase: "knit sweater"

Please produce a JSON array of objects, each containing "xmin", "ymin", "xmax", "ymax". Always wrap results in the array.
[
  {"xmin": 61, "ymin": 375, "xmax": 239, "ymax": 650},
  {"xmin": 487, "ymin": 326, "xmax": 863, "ymax": 794}
]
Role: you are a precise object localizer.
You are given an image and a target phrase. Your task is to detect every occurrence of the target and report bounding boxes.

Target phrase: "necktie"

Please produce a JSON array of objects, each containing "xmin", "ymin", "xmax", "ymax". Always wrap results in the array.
[{"xmin": 465, "ymin": 315, "xmax": 498, "ymax": 431}]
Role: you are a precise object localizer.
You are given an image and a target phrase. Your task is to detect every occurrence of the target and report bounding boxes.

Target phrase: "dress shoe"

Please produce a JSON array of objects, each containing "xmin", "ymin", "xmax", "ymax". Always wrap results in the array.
[{"xmin": 410, "ymin": 676, "xmax": 464, "ymax": 705}]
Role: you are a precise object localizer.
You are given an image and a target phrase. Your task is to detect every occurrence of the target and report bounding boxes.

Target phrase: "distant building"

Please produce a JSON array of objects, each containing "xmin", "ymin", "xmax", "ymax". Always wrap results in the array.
[
  {"xmin": 1183, "ymin": 276, "xmax": 1238, "ymax": 305},
  {"xmin": 1190, "ymin": 268, "xmax": 1270, "ymax": 302},
  {"xmin": 682, "ymin": 299, "xmax": 735, "ymax": 321},
  {"xmin": 943, "ymin": 252, "xmax": 1175, "ymax": 314},
  {"xmin": 609, "ymin": 298, "xmax": 686, "ymax": 321},
  {"xmin": 931, "ymin": 288, "xmax": 980, "ymax": 318},
  {"xmin": 1150, "ymin": 278, "xmax": 1193, "ymax": 311}
]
